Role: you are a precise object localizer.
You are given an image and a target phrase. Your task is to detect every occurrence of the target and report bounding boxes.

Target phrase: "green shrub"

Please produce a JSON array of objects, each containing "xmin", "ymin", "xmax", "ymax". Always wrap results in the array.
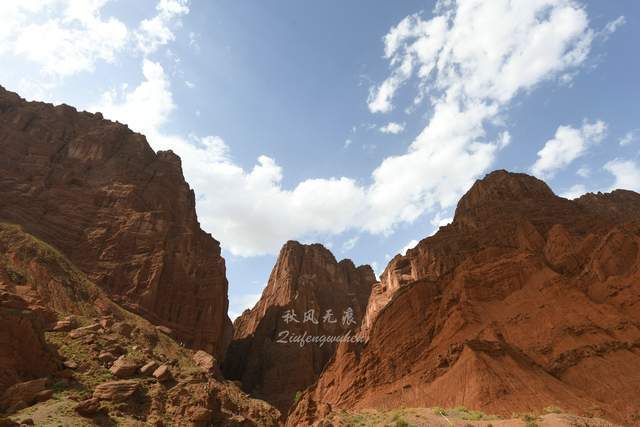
[
  {"xmin": 522, "ymin": 413, "xmax": 539, "ymax": 427},
  {"xmin": 432, "ymin": 407, "xmax": 447, "ymax": 416},
  {"xmin": 6, "ymin": 268, "xmax": 25, "ymax": 284}
]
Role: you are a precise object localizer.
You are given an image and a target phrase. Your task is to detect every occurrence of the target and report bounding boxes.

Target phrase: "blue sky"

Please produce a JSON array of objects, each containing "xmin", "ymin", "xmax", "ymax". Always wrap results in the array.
[{"xmin": 1, "ymin": 0, "xmax": 638, "ymax": 319}]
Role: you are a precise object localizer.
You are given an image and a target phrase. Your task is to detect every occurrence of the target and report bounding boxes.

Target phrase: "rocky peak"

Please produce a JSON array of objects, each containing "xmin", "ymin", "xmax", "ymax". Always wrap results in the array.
[
  {"xmin": 223, "ymin": 241, "xmax": 376, "ymax": 413},
  {"xmin": 232, "ymin": 240, "xmax": 372, "ymax": 339},
  {"xmin": 454, "ymin": 170, "xmax": 556, "ymax": 222}
]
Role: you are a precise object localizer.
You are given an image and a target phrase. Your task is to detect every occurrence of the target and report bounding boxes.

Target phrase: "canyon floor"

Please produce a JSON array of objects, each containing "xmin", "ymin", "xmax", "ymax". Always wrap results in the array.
[{"xmin": 323, "ymin": 406, "xmax": 621, "ymax": 427}]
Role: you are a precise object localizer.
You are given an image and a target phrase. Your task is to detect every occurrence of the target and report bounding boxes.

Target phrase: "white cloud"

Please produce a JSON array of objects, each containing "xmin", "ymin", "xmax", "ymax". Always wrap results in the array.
[
  {"xmin": 363, "ymin": 0, "xmax": 595, "ymax": 233},
  {"xmin": 91, "ymin": 0, "xmax": 601, "ymax": 257},
  {"xmin": 401, "ymin": 239, "xmax": 419, "ymax": 256},
  {"xmin": 560, "ymin": 183, "xmax": 587, "ymax": 199},
  {"xmin": 228, "ymin": 292, "xmax": 262, "ymax": 320},
  {"xmin": 341, "ymin": 236, "xmax": 360, "ymax": 252},
  {"xmin": 94, "ymin": 59, "xmax": 174, "ymax": 134},
  {"xmin": 92, "ymin": 61, "xmax": 369, "ymax": 256},
  {"xmin": 430, "ymin": 212, "xmax": 452, "ymax": 228},
  {"xmin": 576, "ymin": 166, "xmax": 590, "ymax": 178},
  {"xmin": 619, "ymin": 131, "xmax": 636, "ymax": 146},
  {"xmin": 370, "ymin": 261, "xmax": 380, "ymax": 278},
  {"xmin": 531, "ymin": 120, "xmax": 607, "ymax": 178},
  {"xmin": 602, "ymin": 16, "xmax": 625, "ymax": 38},
  {"xmin": 0, "ymin": 0, "xmax": 192, "ymax": 104},
  {"xmin": 398, "ymin": 211, "xmax": 451, "ymax": 257},
  {"xmin": 344, "ymin": 139, "xmax": 352, "ymax": 148},
  {"xmin": 370, "ymin": 1, "xmax": 593, "ymax": 112},
  {"xmin": 188, "ymin": 31, "xmax": 200, "ymax": 51},
  {"xmin": 0, "ymin": 0, "xmax": 128, "ymax": 78},
  {"xmin": 604, "ymin": 159, "xmax": 640, "ymax": 192},
  {"xmin": 379, "ymin": 122, "xmax": 406, "ymax": 134},
  {"xmin": 497, "ymin": 131, "xmax": 511, "ymax": 149},
  {"xmin": 135, "ymin": 0, "xmax": 189, "ymax": 55}
]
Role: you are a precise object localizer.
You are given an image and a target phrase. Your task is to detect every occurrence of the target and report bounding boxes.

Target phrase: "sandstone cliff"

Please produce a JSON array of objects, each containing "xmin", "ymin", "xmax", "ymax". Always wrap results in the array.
[
  {"xmin": 223, "ymin": 241, "xmax": 376, "ymax": 413},
  {"xmin": 289, "ymin": 170, "xmax": 640, "ymax": 426},
  {"xmin": 0, "ymin": 86, "xmax": 231, "ymax": 358}
]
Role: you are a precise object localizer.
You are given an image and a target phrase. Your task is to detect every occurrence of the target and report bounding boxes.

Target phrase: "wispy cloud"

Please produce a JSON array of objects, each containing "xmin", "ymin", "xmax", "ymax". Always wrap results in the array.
[
  {"xmin": 228, "ymin": 292, "xmax": 262, "ymax": 320},
  {"xmin": 400, "ymin": 239, "xmax": 418, "ymax": 256},
  {"xmin": 341, "ymin": 236, "xmax": 360, "ymax": 252},
  {"xmin": 379, "ymin": 122, "xmax": 405, "ymax": 134},
  {"xmin": 531, "ymin": 120, "xmax": 607, "ymax": 178},
  {"xmin": 604, "ymin": 159, "xmax": 640, "ymax": 192},
  {"xmin": 619, "ymin": 130, "xmax": 636, "ymax": 146},
  {"xmin": 561, "ymin": 184, "xmax": 587, "ymax": 200},
  {"xmin": 135, "ymin": 0, "xmax": 189, "ymax": 55}
]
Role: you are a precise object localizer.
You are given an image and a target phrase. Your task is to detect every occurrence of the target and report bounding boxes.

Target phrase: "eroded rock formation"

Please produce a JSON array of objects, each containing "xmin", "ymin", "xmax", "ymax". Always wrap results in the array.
[
  {"xmin": 223, "ymin": 241, "xmax": 376, "ymax": 413},
  {"xmin": 0, "ymin": 213, "xmax": 280, "ymax": 425},
  {"xmin": 0, "ymin": 86, "xmax": 231, "ymax": 358},
  {"xmin": 289, "ymin": 170, "xmax": 640, "ymax": 426}
]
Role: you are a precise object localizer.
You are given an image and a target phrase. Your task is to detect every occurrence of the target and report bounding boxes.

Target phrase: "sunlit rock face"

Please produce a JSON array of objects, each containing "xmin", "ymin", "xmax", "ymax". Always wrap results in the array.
[
  {"xmin": 289, "ymin": 170, "xmax": 640, "ymax": 427},
  {"xmin": 0, "ymin": 86, "xmax": 232, "ymax": 359}
]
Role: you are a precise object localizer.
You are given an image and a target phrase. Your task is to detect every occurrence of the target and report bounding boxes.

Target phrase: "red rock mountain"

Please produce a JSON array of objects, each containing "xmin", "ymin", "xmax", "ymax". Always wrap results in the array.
[
  {"xmin": 289, "ymin": 170, "xmax": 640, "ymax": 426},
  {"xmin": 223, "ymin": 241, "xmax": 376, "ymax": 413},
  {"xmin": 0, "ymin": 86, "xmax": 231, "ymax": 358}
]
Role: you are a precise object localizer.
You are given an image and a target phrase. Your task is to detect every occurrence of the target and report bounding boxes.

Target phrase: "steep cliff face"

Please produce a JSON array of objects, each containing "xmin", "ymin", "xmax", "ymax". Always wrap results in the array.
[
  {"xmin": 223, "ymin": 241, "xmax": 376, "ymax": 413},
  {"xmin": 0, "ymin": 86, "xmax": 231, "ymax": 358},
  {"xmin": 289, "ymin": 170, "xmax": 640, "ymax": 426}
]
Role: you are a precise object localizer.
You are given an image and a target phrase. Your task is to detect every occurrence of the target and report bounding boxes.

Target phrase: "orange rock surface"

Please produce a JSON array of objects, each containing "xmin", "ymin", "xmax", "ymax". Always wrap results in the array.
[
  {"xmin": 289, "ymin": 170, "xmax": 640, "ymax": 426},
  {"xmin": 0, "ymin": 86, "xmax": 231, "ymax": 358}
]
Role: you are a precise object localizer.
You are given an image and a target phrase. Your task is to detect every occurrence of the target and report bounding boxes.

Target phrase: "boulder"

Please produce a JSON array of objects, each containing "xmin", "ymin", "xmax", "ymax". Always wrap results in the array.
[
  {"xmin": 68, "ymin": 323, "xmax": 100, "ymax": 339},
  {"xmin": 152, "ymin": 365, "xmax": 172, "ymax": 382},
  {"xmin": 93, "ymin": 380, "xmax": 139, "ymax": 402},
  {"xmin": 155, "ymin": 325, "xmax": 173, "ymax": 336},
  {"xmin": 109, "ymin": 356, "xmax": 140, "ymax": 378},
  {"xmin": 97, "ymin": 351, "xmax": 116, "ymax": 364},
  {"xmin": 140, "ymin": 361, "xmax": 159, "ymax": 376},
  {"xmin": 0, "ymin": 378, "xmax": 47, "ymax": 411},
  {"xmin": 112, "ymin": 322, "xmax": 133, "ymax": 337},
  {"xmin": 74, "ymin": 397, "xmax": 103, "ymax": 417},
  {"xmin": 99, "ymin": 316, "xmax": 113, "ymax": 329},
  {"xmin": 63, "ymin": 360, "xmax": 78, "ymax": 370},
  {"xmin": 33, "ymin": 389, "xmax": 54, "ymax": 403},
  {"xmin": 190, "ymin": 407, "xmax": 213, "ymax": 422},
  {"xmin": 192, "ymin": 350, "xmax": 216, "ymax": 372},
  {"xmin": 52, "ymin": 320, "xmax": 75, "ymax": 332}
]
